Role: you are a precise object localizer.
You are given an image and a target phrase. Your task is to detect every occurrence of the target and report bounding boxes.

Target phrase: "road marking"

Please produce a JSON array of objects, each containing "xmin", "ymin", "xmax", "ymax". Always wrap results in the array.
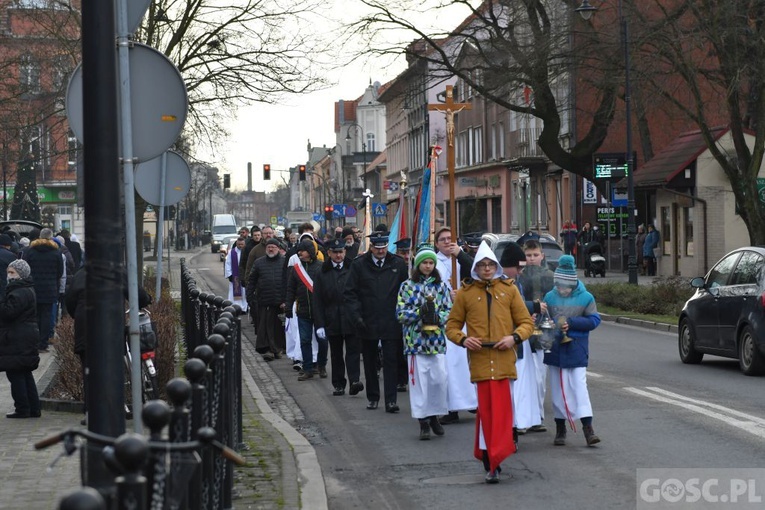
[
  {"xmin": 197, "ymin": 267, "xmax": 210, "ymax": 271},
  {"xmin": 587, "ymin": 371, "xmax": 603, "ymax": 378},
  {"xmin": 625, "ymin": 386, "xmax": 765, "ymax": 439}
]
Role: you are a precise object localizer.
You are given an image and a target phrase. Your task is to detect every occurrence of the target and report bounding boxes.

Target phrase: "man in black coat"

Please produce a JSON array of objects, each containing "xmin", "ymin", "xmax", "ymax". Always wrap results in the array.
[
  {"xmin": 344, "ymin": 231, "xmax": 408, "ymax": 413},
  {"xmin": 313, "ymin": 238, "xmax": 363, "ymax": 397},
  {"xmin": 0, "ymin": 234, "xmax": 18, "ymax": 296},
  {"xmin": 22, "ymin": 228, "xmax": 63, "ymax": 352},
  {"xmin": 246, "ymin": 239, "xmax": 286, "ymax": 361},
  {"xmin": 285, "ymin": 239, "xmax": 325, "ymax": 380}
]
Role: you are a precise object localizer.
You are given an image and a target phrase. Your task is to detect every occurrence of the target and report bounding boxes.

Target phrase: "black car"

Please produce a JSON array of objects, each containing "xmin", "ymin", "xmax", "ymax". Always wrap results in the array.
[
  {"xmin": 482, "ymin": 233, "xmax": 564, "ymax": 271},
  {"xmin": 678, "ymin": 246, "xmax": 765, "ymax": 376}
]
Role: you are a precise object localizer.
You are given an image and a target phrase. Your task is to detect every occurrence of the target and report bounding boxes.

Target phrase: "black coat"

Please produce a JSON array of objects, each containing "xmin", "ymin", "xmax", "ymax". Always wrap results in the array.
[
  {"xmin": 246, "ymin": 254, "xmax": 286, "ymax": 307},
  {"xmin": 0, "ymin": 277, "xmax": 39, "ymax": 371},
  {"xmin": 0, "ymin": 247, "xmax": 17, "ymax": 296},
  {"xmin": 65, "ymin": 269, "xmax": 152, "ymax": 355},
  {"xmin": 22, "ymin": 238, "xmax": 63, "ymax": 303},
  {"xmin": 343, "ymin": 251, "xmax": 408, "ymax": 339},
  {"xmin": 312, "ymin": 258, "xmax": 354, "ymax": 336},
  {"xmin": 285, "ymin": 257, "xmax": 322, "ymax": 320}
]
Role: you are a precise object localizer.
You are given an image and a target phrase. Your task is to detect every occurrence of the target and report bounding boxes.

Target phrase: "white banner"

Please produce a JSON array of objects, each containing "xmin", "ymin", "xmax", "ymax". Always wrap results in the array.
[{"xmin": 583, "ymin": 178, "xmax": 598, "ymax": 204}]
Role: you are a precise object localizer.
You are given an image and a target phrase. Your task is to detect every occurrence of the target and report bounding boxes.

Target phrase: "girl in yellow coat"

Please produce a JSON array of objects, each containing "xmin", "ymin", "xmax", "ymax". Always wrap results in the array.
[{"xmin": 445, "ymin": 241, "xmax": 534, "ymax": 483}]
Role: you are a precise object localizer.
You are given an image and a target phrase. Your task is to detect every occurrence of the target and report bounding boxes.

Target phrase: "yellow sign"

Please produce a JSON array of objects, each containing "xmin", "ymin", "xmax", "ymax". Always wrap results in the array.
[{"xmin": 270, "ymin": 216, "xmax": 277, "ymax": 225}]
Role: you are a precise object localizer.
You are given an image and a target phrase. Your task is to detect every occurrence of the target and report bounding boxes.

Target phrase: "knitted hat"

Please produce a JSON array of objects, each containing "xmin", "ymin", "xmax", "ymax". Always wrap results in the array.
[
  {"xmin": 8, "ymin": 259, "xmax": 31, "ymax": 279},
  {"xmin": 19, "ymin": 237, "xmax": 30, "ymax": 247},
  {"xmin": 296, "ymin": 239, "xmax": 316, "ymax": 258},
  {"xmin": 499, "ymin": 242, "xmax": 526, "ymax": 268},
  {"xmin": 554, "ymin": 254, "xmax": 578, "ymax": 288},
  {"xmin": 0, "ymin": 233, "xmax": 12, "ymax": 247},
  {"xmin": 265, "ymin": 238, "xmax": 280, "ymax": 247},
  {"xmin": 414, "ymin": 244, "xmax": 437, "ymax": 268}
]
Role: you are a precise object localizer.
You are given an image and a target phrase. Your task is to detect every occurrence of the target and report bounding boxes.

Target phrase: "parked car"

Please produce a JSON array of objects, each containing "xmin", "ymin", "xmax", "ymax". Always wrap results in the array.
[
  {"xmin": 678, "ymin": 246, "xmax": 765, "ymax": 376},
  {"xmin": 482, "ymin": 233, "xmax": 564, "ymax": 270}
]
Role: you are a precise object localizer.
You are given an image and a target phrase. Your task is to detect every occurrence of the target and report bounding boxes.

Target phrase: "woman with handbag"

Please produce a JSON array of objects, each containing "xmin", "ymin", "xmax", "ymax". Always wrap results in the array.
[{"xmin": 0, "ymin": 260, "xmax": 41, "ymax": 418}]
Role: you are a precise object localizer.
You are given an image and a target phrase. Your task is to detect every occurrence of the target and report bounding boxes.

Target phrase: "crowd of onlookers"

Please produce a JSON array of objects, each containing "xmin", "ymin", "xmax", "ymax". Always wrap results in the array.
[{"xmin": 0, "ymin": 226, "xmax": 84, "ymax": 419}]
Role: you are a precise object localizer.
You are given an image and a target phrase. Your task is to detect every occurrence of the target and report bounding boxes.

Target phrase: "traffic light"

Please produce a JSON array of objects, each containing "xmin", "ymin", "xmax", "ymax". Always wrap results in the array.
[
  {"xmin": 263, "ymin": 164, "xmax": 271, "ymax": 180},
  {"xmin": 298, "ymin": 164, "xmax": 306, "ymax": 181},
  {"xmin": 223, "ymin": 173, "xmax": 231, "ymax": 188},
  {"xmin": 324, "ymin": 204, "xmax": 333, "ymax": 220}
]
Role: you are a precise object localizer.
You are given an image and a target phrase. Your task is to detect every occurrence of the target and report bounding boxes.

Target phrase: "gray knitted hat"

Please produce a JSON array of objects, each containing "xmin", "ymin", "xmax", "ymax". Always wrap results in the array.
[{"xmin": 8, "ymin": 259, "xmax": 31, "ymax": 279}]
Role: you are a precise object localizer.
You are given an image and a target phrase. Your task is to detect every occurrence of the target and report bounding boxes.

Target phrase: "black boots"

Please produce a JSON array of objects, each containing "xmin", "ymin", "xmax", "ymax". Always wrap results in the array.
[
  {"xmin": 583, "ymin": 424, "xmax": 601, "ymax": 446},
  {"xmin": 429, "ymin": 416, "xmax": 445, "ymax": 436},
  {"xmin": 554, "ymin": 419, "xmax": 566, "ymax": 446},
  {"xmin": 419, "ymin": 419, "xmax": 431, "ymax": 440}
]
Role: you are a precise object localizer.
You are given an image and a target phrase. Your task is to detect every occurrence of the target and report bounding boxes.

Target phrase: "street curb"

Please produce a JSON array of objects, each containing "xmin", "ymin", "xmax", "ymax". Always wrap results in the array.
[
  {"xmin": 240, "ymin": 343, "xmax": 329, "ymax": 510},
  {"xmin": 600, "ymin": 313, "xmax": 678, "ymax": 334}
]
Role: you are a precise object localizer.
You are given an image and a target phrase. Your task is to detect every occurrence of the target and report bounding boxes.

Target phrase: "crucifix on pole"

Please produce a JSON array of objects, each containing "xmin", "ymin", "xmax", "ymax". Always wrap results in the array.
[{"xmin": 428, "ymin": 85, "xmax": 472, "ymax": 288}]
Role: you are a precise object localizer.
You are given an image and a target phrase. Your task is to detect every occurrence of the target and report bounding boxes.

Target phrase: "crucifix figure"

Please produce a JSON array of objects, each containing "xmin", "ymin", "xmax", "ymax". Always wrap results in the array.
[
  {"xmin": 427, "ymin": 86, "xmax": 472, "ymax": 288},
  {"xmin": 429, "ymin": 86, "xmax": 472, "ymax": 147}
]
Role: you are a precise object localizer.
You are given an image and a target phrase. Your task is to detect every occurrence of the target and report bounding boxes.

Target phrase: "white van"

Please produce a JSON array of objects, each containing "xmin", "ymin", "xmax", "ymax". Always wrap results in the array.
[{"xmin": 211, "ymin": 214, "xmax": 238, "ymax": 253}]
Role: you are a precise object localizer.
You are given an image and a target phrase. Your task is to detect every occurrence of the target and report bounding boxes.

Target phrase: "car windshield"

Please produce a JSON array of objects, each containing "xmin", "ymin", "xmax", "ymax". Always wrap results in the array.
[{"xmin": 213, "ymin": 225, "xmax": 237, "ymax": 234}]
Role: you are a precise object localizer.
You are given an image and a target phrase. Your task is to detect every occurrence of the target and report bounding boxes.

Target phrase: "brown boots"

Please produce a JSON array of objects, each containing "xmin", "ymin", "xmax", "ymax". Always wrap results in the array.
[
  {"xmin": 555, "ymin": 419, "xmax": 601, "ymax": 446},
  {"xmin": 583, "ymin": 425, "xmax": 601, "ymax": 446}
]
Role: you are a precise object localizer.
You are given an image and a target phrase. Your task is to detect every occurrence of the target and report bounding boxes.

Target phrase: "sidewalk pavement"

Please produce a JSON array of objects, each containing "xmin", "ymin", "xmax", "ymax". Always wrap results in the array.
[{"xmin": 0, "ymin": 245, "xmax": 327, "ymax": 509}]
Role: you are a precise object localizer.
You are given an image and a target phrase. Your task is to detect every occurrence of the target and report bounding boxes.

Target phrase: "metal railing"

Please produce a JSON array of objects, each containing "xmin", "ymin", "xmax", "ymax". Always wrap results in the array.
[{"xmin": 46, "ymin": 258, "xmax": 245, "ymax": 509}]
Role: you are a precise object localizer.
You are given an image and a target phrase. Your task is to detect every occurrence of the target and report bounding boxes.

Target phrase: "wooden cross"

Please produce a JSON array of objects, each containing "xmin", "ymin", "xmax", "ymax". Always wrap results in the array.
[{"xmin": 428, "ymin": 85, "xmax": 472, "ymax": 288}]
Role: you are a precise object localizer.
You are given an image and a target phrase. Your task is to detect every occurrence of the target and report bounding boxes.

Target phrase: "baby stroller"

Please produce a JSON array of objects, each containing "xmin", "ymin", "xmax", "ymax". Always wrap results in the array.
[{"xmin": 584, "ymin": 242, "xmax": 606, "ymax": 277}]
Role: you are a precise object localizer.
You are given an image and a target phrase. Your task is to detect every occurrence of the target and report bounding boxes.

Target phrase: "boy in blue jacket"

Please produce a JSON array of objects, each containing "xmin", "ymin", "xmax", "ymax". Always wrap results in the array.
[{"xmin": 543, "ymin": 255, "xmax": 602, "ymax": 446}]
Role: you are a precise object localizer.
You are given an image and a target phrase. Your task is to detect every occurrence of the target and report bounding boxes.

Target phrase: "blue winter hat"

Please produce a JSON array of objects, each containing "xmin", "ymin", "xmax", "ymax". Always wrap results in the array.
[{"xmin": 554, "ymin": 254, "xmax": 578, "ymax": 288}]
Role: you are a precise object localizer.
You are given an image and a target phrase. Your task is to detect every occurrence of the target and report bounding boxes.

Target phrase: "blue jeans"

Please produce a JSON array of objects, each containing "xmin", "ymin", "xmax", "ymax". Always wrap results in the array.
[{"xmin": 298, "ymin": 317, "xmax": 327, "ymax": 373}]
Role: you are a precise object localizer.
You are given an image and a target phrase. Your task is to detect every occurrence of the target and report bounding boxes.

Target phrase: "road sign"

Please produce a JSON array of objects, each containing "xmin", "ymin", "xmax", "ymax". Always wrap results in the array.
[
  {"xmin": 612, "ymin": 187, "xmax": 628, "ymax": 207},
  {"xmin": 372, "ymin": 203, "xmax": 387, "ymax": 217},
  {"xmin": 333, "ymin": 204, "xmax": 347, "ymax": 218},
  {"xmin": 345, "ymin": 205, "xmax": 357, "ymax": 218},
  {"xmin": 134, "ymin": 151, "xmax": 191, "ymax": 206},
  {"xmin": 270, "ymin": 216, "xmax": 277, "ymax": 225},
  {"xmin": 312, "ymin": 213, "xmax": 322, "ymax": 222},
  {"xmin": 67, "ymin": 43, "xmax": 188, "ymax": 162}
]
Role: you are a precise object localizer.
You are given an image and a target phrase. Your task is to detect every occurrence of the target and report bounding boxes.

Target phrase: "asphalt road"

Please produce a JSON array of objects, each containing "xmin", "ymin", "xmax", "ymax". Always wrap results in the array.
[{"xmin": 191, "ymin": 250, "xmax": 765, "ymax": 510}]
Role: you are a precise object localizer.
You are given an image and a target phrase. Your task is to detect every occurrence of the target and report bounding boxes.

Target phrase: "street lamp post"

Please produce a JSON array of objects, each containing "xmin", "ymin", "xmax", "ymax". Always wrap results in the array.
[
  {"xmin": 308, "ymin": 170, "xmax": 328, "ymax": 229},
  {"xmin": 329, "ymin": 145, "xmax": 344, "ymax": 205},
  {"xmin": 345, "ymin": 123, "xmax": 367, "ymax": 195},
  {"xmin": 577, "ymin": 0, "xmax": 638, "ymax": 284}
]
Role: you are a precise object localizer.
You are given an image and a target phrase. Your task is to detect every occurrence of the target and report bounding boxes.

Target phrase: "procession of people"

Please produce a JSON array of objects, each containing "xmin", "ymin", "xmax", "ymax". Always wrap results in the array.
[{"xmin": 233, "ymin": 221, "xmax": 603, "ymax": 484}]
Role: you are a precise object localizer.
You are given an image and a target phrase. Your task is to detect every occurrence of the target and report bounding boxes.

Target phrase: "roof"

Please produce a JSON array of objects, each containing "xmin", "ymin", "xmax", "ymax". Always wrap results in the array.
[
  {"xmin": 633, "ymin": 127, "xmax": 728, "ymax": 187},
  {"xmin": 334, "ymin": 100, "xmax": 357, "ymax": 133}
]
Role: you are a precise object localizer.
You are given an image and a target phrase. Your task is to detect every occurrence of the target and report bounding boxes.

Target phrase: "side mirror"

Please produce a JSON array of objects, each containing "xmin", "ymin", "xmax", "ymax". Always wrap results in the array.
[{"xmin": 690, "ymin": 277, "xmax": 706, "ymax": 289}]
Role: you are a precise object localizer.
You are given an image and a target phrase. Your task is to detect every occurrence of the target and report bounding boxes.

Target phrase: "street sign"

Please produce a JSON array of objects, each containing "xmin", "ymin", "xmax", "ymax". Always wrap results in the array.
[
  {"xmin": 134, "ymin": 151, "xmax": 191, "ymax": 206},
  {"xmin": 345, "ymin": 205, "xmax": 357, "ymax": 218},
  {"xmin": 612, "ymin": 187, "xmax": 628, "ymax": 207},
  {"xmin": 333, "ymin": 204, "xmax": 347, "ymax": 218},
  {"xmin": 270, "ymin": 216, "xmax": 277, "ymax": 225},
  {"xmin": 67, "ymin": 43, "xmax": 188, "ymax": 162},
  {"xmin": 312, "ymin": 213, "xmax": 322, "ymax": 222},
  {"xmin": 372, "ymin": 203, "xmax": 387, "ymax": 217}
]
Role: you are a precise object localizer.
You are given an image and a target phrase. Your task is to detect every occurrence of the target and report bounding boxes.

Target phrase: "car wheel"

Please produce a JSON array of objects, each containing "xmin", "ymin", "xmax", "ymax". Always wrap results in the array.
[
  {"xmin": 738, "ymin": 325, "xmax": 765, "ymax": 376},
  {"xmin": 679, "ymin": 318, "xmax": 704, "ymax": 364}
]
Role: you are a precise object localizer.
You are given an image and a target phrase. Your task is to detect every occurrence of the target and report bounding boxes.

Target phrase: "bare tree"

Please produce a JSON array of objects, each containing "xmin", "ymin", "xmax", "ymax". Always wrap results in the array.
[
  {"xmin": 632, "ymin": 0, "xmax": 765, "ymax": 243},
  {"xmin": 347, "ymin": 0, "xmax": 620, "ymax": 180},
  {"xmin": 138, "ymin": 0, "xmax": 336, "ymax": 153}
]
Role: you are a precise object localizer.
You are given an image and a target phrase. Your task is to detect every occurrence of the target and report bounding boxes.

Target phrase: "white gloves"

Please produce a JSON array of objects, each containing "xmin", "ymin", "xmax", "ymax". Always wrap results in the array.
[{"xmin": 316, "ymin": 327, "xmax": 326, "ymax": 340}]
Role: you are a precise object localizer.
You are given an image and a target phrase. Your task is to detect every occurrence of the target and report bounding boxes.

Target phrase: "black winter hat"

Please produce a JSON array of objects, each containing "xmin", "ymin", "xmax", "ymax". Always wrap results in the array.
[
  {"xmin": 296, "ymin": 239, "xmax": 316, "ymax": 258},
  {"xmin": 499, "ymin": 241, "xmax": 526, "ymax": 268}
]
